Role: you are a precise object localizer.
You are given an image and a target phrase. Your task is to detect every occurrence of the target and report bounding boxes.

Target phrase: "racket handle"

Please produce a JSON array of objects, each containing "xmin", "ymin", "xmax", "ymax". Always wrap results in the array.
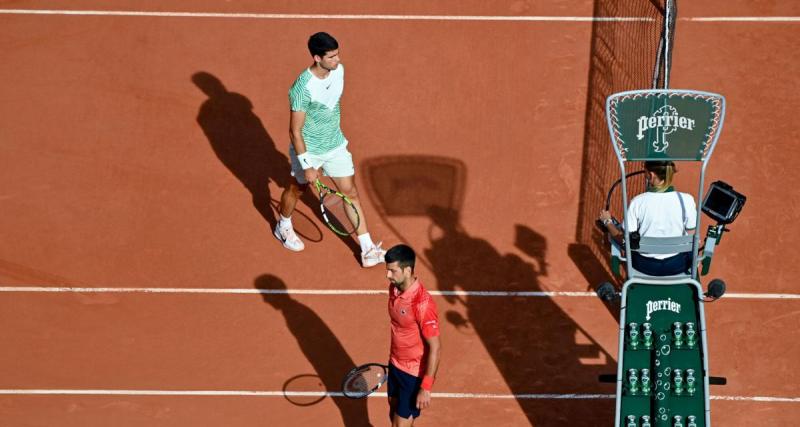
[
  {"xmin": 595, "ymin": 217, "xmax": 620, "ymax": 233},
  {"xmin": 708, "ymin": 376, "xmax": 727, "ymax": 386},
  {"xmin": 598, "ymin": 374, "xmax": 617, "ymax": 383}
]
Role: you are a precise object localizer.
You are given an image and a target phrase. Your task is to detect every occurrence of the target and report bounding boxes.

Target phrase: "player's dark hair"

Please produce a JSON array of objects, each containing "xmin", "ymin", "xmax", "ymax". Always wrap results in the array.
[
  {"xmin": 308, "ymin": 32, "xmax": 338, "ymax": 58},
  {"xmin": 644, "ymin": 160, "xmax": 677, "ymax": 192},
  {"xmin": 385, "ymin": 244, "xmax": 416, "ymax": 272}
]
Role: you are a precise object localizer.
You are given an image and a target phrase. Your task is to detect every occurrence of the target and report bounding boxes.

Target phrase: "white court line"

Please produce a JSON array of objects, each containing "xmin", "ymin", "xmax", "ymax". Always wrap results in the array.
[
  {"xmin": 1, "ymin": 9, "xmax": 797, "ymax": 22},
  {"xmin": 0, "ymin": 286, "xmax": 591, "ymax": 297},
  {"xmin": 0, "ymin": 389, "xmax": 798, "ymax": 402},
  {"xmin": 0, "ymin": 389, "xmax": 610, "ymax": 399},
  {"xmin": 0, "ymin": 9, "xmax": 651, "ymax": 21},
  {"xmin": 0, "ymin": 286, "xmax": 799, "ymax": 300},
  {"xmin": 684, "ymin": 17, "xmax": 800, "ymax": 22},
  {"xmin": 720, "ymin": 293, "xmax": 800, "ymax": 300},
  {"xmin": 711, "ymin": 395, "xmax": 800, "ymax": 403}
]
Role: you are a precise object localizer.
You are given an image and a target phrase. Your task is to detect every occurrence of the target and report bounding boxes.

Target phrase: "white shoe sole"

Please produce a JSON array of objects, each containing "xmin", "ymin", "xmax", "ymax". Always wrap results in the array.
[
  {"xmin": 361, "ymin": 260, "xmax": 382, "ymax": 268},
  {"xmin": 274, "ymin": 228, "xmax": 304, "ymax": 252}
]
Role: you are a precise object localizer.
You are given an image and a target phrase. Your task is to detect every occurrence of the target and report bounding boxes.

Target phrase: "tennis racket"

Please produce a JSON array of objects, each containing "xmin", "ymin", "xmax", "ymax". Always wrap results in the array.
[
  {"xmin": 341, "ymin": 363, "xmax": 388, "ymax": 399},
  {"xmin": 315, "ymin": 179, "xmax": 360, "ymax": 236}
]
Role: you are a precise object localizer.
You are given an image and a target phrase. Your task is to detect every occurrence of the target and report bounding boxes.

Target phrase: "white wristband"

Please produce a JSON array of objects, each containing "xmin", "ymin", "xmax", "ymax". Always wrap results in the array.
[{"xmin": 296, "ymin": 152, "xmax": 313, "ymax": 170}]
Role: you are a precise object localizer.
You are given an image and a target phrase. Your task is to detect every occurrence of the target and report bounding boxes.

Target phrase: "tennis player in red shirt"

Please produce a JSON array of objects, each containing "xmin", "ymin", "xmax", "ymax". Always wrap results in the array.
[{"xmin": 384, "ymin": 244, "xmax": 441, "ymax": 426}]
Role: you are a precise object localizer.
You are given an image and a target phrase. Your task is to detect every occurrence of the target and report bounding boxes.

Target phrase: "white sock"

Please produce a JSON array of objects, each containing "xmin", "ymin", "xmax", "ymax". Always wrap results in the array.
[
  {"xmin": 357, "ymin": 233, "xmax": 374, "ymax": 253},
  {"xmin": 279, "ymin": 215, "xmax": 292, "ymax": 228}
]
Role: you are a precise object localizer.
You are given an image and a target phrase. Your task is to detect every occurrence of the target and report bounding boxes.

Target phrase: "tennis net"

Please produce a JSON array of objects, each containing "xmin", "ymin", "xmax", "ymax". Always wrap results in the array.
[{"xmin": 574, "ymin": 0, "xmax": 678, "ymax": 277}]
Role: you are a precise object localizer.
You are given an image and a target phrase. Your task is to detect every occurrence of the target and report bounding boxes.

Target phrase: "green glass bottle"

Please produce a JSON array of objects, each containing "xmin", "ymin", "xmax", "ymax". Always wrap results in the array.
[
  {"xmin": 685, "ymin": 369, "xmax": 696, "ymax": 396},
  {"xmin": 642, "ymin": 323, "xmax": 653, "ymax": 350},
  {"xmin": 673, "ymin": 322, "xmax": 684, "ymax": 348},
  {"xmin": 685, "ymin": 322, "xmax": 697, "ymax": 349},
  {"xmin": 673, "ymin": 369, "xmax": 684, "ymax": 395},
  {"xmin": 628, "ymin": 368, "xmax": 639, "ymax": 395}
]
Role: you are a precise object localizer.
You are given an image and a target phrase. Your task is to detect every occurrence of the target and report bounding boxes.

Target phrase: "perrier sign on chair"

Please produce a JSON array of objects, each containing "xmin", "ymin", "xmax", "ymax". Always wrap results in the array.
[{"xmin": 606, "ymin": 91, "xmax": 724, "ymax": 161}]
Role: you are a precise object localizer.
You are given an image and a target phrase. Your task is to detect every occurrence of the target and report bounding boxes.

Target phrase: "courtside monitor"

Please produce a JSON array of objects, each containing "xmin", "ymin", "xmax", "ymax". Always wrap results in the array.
[{"xmin": 702, "ymin": 181, "xmax": 746, "ymax": 225}]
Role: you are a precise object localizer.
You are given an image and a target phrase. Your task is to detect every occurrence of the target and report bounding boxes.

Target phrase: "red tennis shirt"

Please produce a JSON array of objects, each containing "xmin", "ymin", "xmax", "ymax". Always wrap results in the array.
[{"xmin": 388, "ymin": 279, "xmax": 440, "ymax": 377}]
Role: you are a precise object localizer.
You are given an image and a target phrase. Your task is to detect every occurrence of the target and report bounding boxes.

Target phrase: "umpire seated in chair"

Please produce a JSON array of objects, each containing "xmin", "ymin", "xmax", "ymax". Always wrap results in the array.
[{"xmin": 599, "ymin": 161, "xmax": 696, "ymax": 277}]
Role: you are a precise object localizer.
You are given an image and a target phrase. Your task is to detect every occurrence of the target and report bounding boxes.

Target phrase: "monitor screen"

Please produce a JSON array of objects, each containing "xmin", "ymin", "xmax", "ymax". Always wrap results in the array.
[
  {"xmin": 704, "ymin": 186, "xmax": 736, "ymax": 219},
  {"xmin": 702, "ymin": 181, "xmax": 746, "ymax": 225}
]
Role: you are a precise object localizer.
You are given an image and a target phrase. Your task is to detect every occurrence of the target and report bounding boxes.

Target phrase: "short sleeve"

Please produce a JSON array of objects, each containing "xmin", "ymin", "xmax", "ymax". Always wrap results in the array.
[
  {"xmin": 416, "ymin": 295, "xmax": 440, "ymax": 339},
  {"xmin": 626, "ymin": 197, "xmax": 641, "ymax": 232},
  {"xmin": 289, "ymin": 82, "xmax": 310, "ymax": 112},
  {"xmin": 683, "ymin": 193, "xmax": 697, "ymax": 230}
]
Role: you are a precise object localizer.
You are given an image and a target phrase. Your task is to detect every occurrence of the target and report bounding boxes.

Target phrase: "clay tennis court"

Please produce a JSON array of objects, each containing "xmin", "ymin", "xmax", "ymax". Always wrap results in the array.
[{"xmin": 1, "ymin": 1, "xmax": 799, "ymax": 425}]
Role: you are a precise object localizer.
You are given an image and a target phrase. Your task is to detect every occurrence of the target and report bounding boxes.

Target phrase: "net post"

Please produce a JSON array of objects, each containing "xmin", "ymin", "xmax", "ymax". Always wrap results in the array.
[
  {"xmin": 652, "ymin": 36, "xmax": 664, "ymax": 89},
  {"xmin": 663, "ymin": 0, "xmax": 676, "ymax": 88}
]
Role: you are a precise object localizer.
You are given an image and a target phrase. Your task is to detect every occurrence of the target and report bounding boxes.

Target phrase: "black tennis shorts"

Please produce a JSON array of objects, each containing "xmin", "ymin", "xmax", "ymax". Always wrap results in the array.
[{"xmin": 387, "ymin": 363, "xmax": 423, "ymax": 420}]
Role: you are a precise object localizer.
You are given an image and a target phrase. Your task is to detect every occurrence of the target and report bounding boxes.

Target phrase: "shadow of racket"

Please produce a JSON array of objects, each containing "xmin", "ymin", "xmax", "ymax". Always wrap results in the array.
[{"xmin": 282, "ymin": 374, "xmax": 327, "ymax": 406}]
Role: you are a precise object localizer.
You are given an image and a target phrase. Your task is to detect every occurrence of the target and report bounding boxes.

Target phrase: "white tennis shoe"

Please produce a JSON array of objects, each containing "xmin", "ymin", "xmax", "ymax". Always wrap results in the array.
[
  {"xmin": 361, "ymin": 242, "xmax": 386, "ymax": 268},
  {"xmin": 274, "ymin": 223, "xmax": 305, "ymax": 252}
]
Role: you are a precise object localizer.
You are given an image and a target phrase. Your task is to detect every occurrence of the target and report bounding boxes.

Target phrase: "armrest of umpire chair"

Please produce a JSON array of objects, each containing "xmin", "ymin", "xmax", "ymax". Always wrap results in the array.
[
  {"xmin": 610, "ymin": 237, "xmax": 625, "ymax": 278},
  {"xmin": 700, "ymin": 224, "xmax": 724, "ymax": 276}
]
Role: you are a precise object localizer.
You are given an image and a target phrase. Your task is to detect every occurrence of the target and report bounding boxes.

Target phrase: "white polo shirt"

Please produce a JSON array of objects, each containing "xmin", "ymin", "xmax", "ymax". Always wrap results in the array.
[{"xmin": 626, "ymin": 189, "xmax": 697, "ymax": 259}]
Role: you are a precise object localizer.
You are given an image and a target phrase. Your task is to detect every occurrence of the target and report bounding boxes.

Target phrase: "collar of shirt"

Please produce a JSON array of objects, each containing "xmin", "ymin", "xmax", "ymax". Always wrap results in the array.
[
  {"xmin": 391, "ymin": 278, "xmax": 421, "ymax": 300},
  {"xmin": 647, "ymin": 185, "xmax": 675, "ymax": 193}
]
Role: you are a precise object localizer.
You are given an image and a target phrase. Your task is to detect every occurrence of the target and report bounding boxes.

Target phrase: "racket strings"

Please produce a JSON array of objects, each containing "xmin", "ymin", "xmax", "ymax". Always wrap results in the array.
[
  {"xmin": 321, "ymin": 192, "xmax": 358, "ymax": 235},
  {"xmin": 345, "ymin": 374, "xmax": 370, "ymax": 394},
  {"xmin": 343, "ymin": 365, "xmax": 386, "ymax": 397}
]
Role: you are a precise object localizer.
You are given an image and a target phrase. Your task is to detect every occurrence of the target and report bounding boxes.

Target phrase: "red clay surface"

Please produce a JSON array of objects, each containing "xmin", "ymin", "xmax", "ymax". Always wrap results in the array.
[{"xmin": 1, "ymin": 1, "xmax": 799, "ymax": 425}]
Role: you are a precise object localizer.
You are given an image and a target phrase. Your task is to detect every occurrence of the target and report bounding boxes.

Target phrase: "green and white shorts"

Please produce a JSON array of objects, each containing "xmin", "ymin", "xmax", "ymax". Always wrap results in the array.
[{"xmin": 289, "ymin": 143, "xmax": 355, "ymax": 184}]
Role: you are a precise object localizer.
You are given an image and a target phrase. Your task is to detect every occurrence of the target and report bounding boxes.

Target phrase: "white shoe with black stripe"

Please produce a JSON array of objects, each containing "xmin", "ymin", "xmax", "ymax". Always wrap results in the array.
[
  {"xmin": 361, "ymin": 242, "xmax": 386, "ymax": 268},
  {"xmin": 274, "ymin": 223, "xmax": 305, "ymax": 252}
]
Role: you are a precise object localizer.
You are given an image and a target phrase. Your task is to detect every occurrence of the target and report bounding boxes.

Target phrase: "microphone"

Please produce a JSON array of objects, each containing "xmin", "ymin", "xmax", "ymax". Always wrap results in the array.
[
  {"xmin": 705, "ymin": 278, "xmax": 726, "ymax": 300},
  {"xmin": 596, "ymin": 282, "xmax": 619, "ymax": 302}
]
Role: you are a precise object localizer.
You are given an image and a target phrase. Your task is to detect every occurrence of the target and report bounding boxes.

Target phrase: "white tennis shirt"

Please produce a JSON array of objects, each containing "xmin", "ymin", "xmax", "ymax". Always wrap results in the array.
[{"xmin": 626, "ymin": 190, "xmax": 697, "ymax": 259}]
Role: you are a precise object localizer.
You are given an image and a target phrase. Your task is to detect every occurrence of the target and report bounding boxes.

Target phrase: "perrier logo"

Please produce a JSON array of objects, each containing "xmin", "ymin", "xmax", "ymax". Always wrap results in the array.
[
  {"xmin": 636, "ymin": 105, "xmax": 696, "ymax": 153},
  {"xmin": 645, "ymin": 298, "xmax": 681, "ymax": 321}
]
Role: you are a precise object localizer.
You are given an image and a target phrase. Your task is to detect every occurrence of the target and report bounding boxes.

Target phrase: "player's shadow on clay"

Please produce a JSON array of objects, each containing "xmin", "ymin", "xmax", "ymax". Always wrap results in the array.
[
  {"xmin": 360, "ymin": 155, "xmax": 615, "ymax": 426},
  {"xmin": 254, "ymin": 274, "xmax": 373, "ymax": 427},
  {"xmin": 193, "ymin": 71, "xmax": 360, "ymax": 255},
  {"xmin": 192, "ymin": 71, "xmax": 289, "ymax": 228}
]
